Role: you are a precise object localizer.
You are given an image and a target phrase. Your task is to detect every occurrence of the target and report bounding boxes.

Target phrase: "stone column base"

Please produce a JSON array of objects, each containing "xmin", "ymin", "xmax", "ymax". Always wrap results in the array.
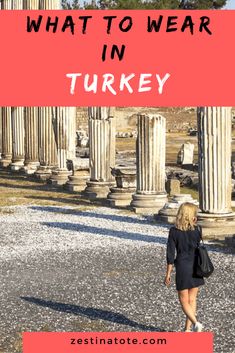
[
  {"xmin": 156, "ymin": 194, "xmax": 199, "ymax": 224},
  {"xmin": 0, "ymin": 158, "xmax": 12, "ymax": 168},
  {"xmin": 107, "ymin": 187, "xmax": 136, "ymax": 207},
  {"xmin": 83, "ymin": 181, "xmax": 115, "ymax": 200},
  {"xmin": 22, "ymin": 162, "xmax": 40, "ymax": 175},
  {"xmin": 65, "ymin": 171, "xmax": 90, "ymax": 192},
  {"xmin": 197, "ymin": 212, "xmax": 235, "ymax": 238},
  {"xmin": 34, "ymin": 166, "xmax": 53, "ymax": 181},
  {"xmin": 48, "ymin": 169, "xmax": 71, "ymax": 186},
  {"xmin": 131, "ymin": 193, "xmax": 168, "ymax": 215},
  {"xmin": 10, "ymin": 160, "xmax": 25, "ymax": 172}
]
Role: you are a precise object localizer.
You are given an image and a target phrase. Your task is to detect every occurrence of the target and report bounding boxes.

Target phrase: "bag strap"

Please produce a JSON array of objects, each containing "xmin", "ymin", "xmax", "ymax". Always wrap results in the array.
[{"xmin": 197, "ymin": 225, "xmax": 204, "ymax": 244}]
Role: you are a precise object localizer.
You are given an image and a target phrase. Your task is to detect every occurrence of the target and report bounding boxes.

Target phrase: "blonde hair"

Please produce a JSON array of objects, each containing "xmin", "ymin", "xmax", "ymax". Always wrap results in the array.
[{"xmin": 175, "ymin": 203, "xmax": 198, "ymax": 231}]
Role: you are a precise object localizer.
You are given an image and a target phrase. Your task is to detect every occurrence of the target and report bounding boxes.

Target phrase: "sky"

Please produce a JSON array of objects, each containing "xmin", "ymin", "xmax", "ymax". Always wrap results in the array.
[{"xmin": 225, "ymin": 0, "xmax": 235, "ymax": 8}]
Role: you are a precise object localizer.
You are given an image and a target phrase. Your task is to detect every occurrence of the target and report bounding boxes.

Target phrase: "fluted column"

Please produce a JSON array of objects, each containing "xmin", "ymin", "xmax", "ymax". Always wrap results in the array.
[
  {"xmin": 34, "ymin": 0, "xmax": 60, "ymax": 180},
  {"xmin": 24, "ymin": 108, "xmax": 40, "ymax": 174},
  {"xmin": 1, "ymin": 1, "xmax": 24, "ymax": 170},
  {"xmin": 83, "ymin": 107, "xmax": 116, "ymax": 199},
  {"xmin": 198, "ymin": 107, "xmax": 231, "ymax": 214},
  {"xmin": 1, "ymin": 0, "xmax": 23, "ymax": 9},
  {"xmin": 23, "ymin": 0, "xmax": 39, "ymax": 9},
  {"xmin": 50, "ymin": 107, "xmax": 77, "ymax": 186},
  {"xmin": 21, "ymin": 0, "xmax": 40, "ymax": 174},
  {"xmin": 39, "ymin": 0, "xmax": 60, "ymax": 9},
  {"xmin": 1, "ymin": 0, "xmax": 12, "ymax": 9},
  {"xmin": 89, "ymin": 107, "xmax": 115, "ymax": 182},
  {"xmin": 0, "ymin": 108, "xmax": 12, "ymax": 168},
  {"xmin": 11, "ymin": 107, "xmax": 25, "ymax": 171},
  {"xmin": 197, "ymin": 107, "xmax": 235, "ymax": 236},
  {"xmin": 35, "ymin": 107, "xmax": 58, "ymax": 180},
  {"xmin": 131, "ymin": 114, "xmax": 167, "ymax": 214}
]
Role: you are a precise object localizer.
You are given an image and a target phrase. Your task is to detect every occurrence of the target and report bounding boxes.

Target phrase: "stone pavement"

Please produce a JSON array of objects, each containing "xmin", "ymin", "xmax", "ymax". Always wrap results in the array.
[{"xmin": 0, "ymin": 206, "xmax": 234, "ymax": 353}]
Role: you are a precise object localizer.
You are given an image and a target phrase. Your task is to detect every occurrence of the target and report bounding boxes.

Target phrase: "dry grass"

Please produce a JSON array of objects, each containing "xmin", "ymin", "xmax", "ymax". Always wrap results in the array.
[
  {"xmin": 116, "ymin": 137, "xmax": 135, "ymax": 152},
  {"xmin": 0, "ymin": 170, "xmax": 98, "ymax": 209},
  {"xmin": 0, "ymin": 170, "xmax": 211, "ymax": 210},
  {"xmin": 0, "ymin": 168, "xmax": 232, "ymax": 214},
  {"xmin": 0, "ymin": 170, "xmax": 138, "ymax": 219},
  {"xmin": 116, "ymin": 133, "xmax": 199, "ymax": 164},
  {"xmin": 181, "ymin": 186, "xmax": 199, "ymax": 200}
]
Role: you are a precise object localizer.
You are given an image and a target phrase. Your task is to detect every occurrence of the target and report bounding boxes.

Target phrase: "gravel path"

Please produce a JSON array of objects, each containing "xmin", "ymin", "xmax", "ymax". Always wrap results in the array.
[{"xmin": 0, "ymin": 205, "xmax": 234, "ymax": 353}]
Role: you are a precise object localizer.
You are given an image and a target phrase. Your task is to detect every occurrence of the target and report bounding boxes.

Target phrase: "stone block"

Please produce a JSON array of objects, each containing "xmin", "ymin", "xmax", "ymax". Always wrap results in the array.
[
  {"xmin": 177, "ymin": 142, "xmax": 194, "ymax": 165},
  {"xmin": 166, "ymin": 179, "xmax": 180, "ymax": 196}
]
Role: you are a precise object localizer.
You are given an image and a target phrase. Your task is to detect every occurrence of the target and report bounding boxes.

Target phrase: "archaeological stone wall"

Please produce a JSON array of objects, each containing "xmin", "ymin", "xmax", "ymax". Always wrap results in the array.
[
  {"xmin": 76, "ymin": 107, "xmax": 198, "ymax": 133},
  {"xmin": 77, "ymin": 107, "xmax": 235, "ymax": 134}
]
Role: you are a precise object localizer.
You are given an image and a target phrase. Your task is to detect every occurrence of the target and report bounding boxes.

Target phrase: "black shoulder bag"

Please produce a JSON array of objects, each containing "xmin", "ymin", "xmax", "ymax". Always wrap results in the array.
[{"xmin": 194, "ymin": 226, "xmax": 214, "ymax": 278}]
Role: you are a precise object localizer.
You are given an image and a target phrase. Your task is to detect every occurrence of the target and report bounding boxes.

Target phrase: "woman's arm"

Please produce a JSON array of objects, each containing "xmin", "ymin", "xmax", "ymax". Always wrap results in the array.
[
  {"xmin": 164, "ymin": 264, "xmax": 173, "ymax": 286},
  {"xmin": 165, "ymin": 228, "xmax": 176, "ymax": 286}
]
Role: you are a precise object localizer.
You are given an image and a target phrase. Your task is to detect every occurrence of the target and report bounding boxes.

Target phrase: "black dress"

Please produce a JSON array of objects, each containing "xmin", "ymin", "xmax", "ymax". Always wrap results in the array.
[{"xmin": 166, "ymin": 226, "xmax": 205, "ymax": 291}]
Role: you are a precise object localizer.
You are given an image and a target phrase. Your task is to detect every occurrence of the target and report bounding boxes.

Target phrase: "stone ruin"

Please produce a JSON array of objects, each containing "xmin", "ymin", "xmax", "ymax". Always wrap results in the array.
[
  {"xmin": 0, "ymin": 2, "xmax": 235, "ymax": 239},
  {"xmin": 177, "ymin": 142, "xmax": 195, "ymax": 166},
  {"xmin": 116, "ymin": 131, "xmax": 137, "ymax": 139},
  {"xmin": 1, "ymin": 104, "xmax": 235, "ymax": 239}
]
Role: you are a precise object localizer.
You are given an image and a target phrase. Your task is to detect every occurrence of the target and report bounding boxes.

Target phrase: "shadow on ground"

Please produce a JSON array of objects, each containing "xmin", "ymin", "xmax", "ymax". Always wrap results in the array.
[
  {"xmin": 41, "ymin": 219, "xmax": 233, "ymax": 254},
  {"xmin": 20, "ymin": 297, "xmax": 165, "ymax": 332},
  {"xmin": 31, "ymin": 206, "xmax": 161, "ymax": 226},
  {"xmin": 42, "ymin": 221, "xmax": 168, "ymax": 245}
]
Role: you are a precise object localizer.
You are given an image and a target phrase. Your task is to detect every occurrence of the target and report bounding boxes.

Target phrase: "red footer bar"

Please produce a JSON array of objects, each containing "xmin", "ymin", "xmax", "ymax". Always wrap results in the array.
[{"xmin": 23, "ymin": 332, "xmax": 213, "ymax": 353}]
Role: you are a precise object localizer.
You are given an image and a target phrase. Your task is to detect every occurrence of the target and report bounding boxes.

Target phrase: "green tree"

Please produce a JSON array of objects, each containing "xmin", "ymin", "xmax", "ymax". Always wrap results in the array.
[
  {"xmin": 84, "ymin": 0, "xmax": 180, "ymax": 8},
  {"xmin": 61, "ymin": 0, "xmax": 81, "ymax": 9},
  {"xmin": 61, "ymin": 0, "xmax": 227, "ymax": 9},
  {"xmin": 179, "ymin": 0, "xmax": 226, "ymax": 8}
]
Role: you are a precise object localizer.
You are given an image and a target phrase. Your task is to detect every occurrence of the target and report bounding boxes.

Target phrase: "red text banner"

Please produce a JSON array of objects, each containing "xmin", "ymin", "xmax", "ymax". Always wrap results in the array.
[
  {"xmin": 0, "ymin": 10, "xmax": 234, "ymax": 106},
  {"xmin": 23, "ymin": 332, "xmax": 213, "ymax": 353}
]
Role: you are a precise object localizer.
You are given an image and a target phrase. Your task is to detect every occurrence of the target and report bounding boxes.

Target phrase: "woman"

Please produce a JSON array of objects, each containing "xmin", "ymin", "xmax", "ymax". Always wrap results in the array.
[{"xmin": 164, "ymin": 202, "xmax": 204, "ymax": 332}]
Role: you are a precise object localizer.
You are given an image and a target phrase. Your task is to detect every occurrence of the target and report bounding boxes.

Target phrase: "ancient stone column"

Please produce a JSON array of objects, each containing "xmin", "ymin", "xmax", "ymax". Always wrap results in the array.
[
  {"xmin": 23, "ymin": 0, "xmax": 39, "ymax": 9},
  {"xmin": 1, "ymin": 0, "xmax": 11, "ymax": 9},
  {"xmin": 35, "ymin": 107, "xmax": 58, "ymax": 180},
  {"xmin": 1, "ymin": 1, "xmax": 24, "ymax": 166},
  {"xmin": 83, "ymin": 107, "xmax": 116, "ymax": 199},
  {"xmin": 0, "ymin": 107, "xmax": 12, "ymax": 168},
  {"xmin": 197, "ymin": 107, "xmax": 235, "ymax": 236},
  {"xmin": 34, "ymin": 0, "xmax": 60, "ymax": 180},
  {"xmin": 39, "ymin": 0, "xmax": 60, "ymax": 9},
  {"xmin": 49, "ymin": 107, "xmax": 77, "ymax": 186},
  {"xmin": 131, "ymin": 114, "xmax": 168, "ymax": 214},
  {"xmin": 11, "ymin": 107, "xmax": 25, "ymax": 171},
  {"xmin": 21, "ymin": 0, "xmax": 40, "ymax": 174},
  {"xmin": 24, "ymin": 107, "xmax": 40, "ymax": 174},
  {"xmin": 1, "ymin": 0, "xmax": 23, "ymax": 9},
  {"xmin": 1, "ymin": 2, "xmax": 24, "ymax": 168}
]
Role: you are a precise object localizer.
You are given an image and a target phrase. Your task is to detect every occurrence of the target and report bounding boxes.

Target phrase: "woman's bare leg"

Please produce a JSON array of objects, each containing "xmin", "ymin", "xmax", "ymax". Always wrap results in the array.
[
  {"xmin": 185, "ymin": 287, "xmax": 199, "ymax": 331},
  {"xmin": 178, "ymin": 289, "xmax": 197, "ymax": 326}
]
